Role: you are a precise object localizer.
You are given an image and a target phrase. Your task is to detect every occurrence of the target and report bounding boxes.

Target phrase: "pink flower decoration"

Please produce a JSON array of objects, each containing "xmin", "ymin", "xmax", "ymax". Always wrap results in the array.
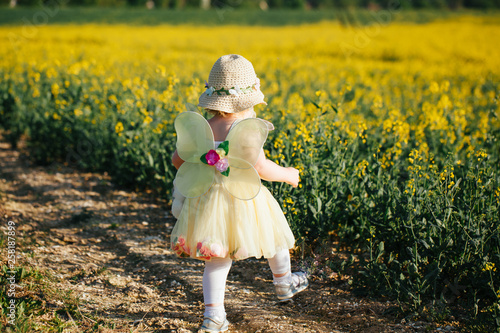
[
  {"xmin": 205, "ymin": 149, "xmax": 220, "ymax": 166},
  {"xmin": 174, "ymin": 237, "xmax": 190, "ymax": 256},
  {"xmin": 201, "ymin": 246, "xmax": 210, "ymax": 256},
  {"xmin": 210, "ymin": 243, "xmax": 223, "ymax": 257},
  {"xmin": 215, "ymin": 158, "xmax": 229, "ymax": 173}
]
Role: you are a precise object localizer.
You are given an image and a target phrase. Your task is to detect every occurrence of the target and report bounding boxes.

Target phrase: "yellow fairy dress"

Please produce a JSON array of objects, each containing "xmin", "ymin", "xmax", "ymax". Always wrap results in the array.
[{"xmin": 170, "ymin": 111, "xmax": 295, "ymax": 261}]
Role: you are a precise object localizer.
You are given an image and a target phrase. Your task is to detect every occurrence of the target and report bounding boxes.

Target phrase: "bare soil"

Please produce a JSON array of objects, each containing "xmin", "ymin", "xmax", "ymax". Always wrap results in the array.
[{"xmin": 0, "ymin": 140, "xmax": 461, "ymax": 332}]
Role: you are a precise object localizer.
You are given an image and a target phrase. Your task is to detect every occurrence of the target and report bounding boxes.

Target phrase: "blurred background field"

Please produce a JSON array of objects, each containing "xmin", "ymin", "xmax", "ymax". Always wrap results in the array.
[
  {"xmin": 0, "ymin": 7, "xmax": 496, "ymax": 25},
  {"xmin": 0, "ymin": 4, "xmax": 499, "ymax": 331}
]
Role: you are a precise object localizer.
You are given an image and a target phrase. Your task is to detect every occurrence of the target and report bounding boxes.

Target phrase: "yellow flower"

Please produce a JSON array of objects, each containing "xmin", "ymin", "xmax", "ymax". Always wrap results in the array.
[
  {"xmin": 215, "ymin": 148, "xmax": 226, "ymax": 158},
  {"xmin": 429, "ymin": 81, "xmax": 439, "ymax": 94},
  {"xmin": 32, "ymin": 88, "xmax": 40, "ymax": 98},
  {"xmin": 51, "ymin": 83, "xmax": 59, "ymax": 97},
  {"xmin": 108, "ymin": 94, "xmax": 118, "ymax": 104},
  {"xmin": 115, "ymin": 121, "xmax": 124, "ymax": 134},
  {"xmin": 484, "ymin": 262, "xmax": 497, "ymax": 272}
]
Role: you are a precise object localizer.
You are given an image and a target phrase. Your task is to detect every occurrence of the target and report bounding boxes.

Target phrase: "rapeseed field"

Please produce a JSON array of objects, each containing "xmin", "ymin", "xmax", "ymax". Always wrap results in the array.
[{"xmin": 1, "ymin": 14, "xmax": 499, "ymax": 327}]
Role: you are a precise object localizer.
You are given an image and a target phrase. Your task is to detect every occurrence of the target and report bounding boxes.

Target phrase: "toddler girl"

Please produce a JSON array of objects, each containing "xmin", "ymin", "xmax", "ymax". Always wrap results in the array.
[{"xmin": 170, "ymin": 54, "xmax": 308, "ymax": 332}]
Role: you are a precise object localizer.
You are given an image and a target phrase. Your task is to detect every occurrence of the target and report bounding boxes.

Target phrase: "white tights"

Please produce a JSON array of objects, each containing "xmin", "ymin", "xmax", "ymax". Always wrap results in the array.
[
  {"xmin": 203, "ymin": 257, "xmax": 233, "ymax": 305},
  {"xmin": 202, "ymin": 249, "xmax": 291, "ymax": 319},
  {"xmin": 267, "ymin": 248, "xmax": 291, "ymax": 276}
]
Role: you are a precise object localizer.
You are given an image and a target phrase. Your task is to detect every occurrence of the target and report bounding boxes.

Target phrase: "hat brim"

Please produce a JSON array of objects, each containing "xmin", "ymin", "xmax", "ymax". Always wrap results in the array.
[{"xmin": 198, "ymin": 89, "xmax": 266, "ymax": 114}]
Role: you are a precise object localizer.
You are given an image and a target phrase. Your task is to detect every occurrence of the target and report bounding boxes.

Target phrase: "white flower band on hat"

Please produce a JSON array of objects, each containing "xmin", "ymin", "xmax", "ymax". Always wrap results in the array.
[
  {"xmin": 204, "ymin": 78, "xmax": 261, "ymax": 97},
  {"xmin": 228, "ymin": 85, "xmax": 241, "ymax": 96}
]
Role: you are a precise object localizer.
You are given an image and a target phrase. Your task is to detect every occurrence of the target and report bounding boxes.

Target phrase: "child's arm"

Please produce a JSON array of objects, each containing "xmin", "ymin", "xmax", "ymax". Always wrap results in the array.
[
  {"xmin": 172, "ymin": 150, "xmax": 184, "ymax": 170},
  {"xmin": 254, "ymin": 149, "xmax": 300, "ymax": 187}
]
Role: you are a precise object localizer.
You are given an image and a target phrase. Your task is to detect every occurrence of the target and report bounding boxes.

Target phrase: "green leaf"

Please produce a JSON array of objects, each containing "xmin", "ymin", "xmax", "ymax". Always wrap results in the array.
[
  {"xmin": 311, "ymin": 100, "xmax": 321, "ymax": 109},
  {"xmin": 308, "ymin": 203, "xmax": 317, "ymax": 216},
  {"xmin": 344, "ymin": 89, "xmax": 355, "ymax": 102},
  {"xmin": 420, "ymin": 239, "xmax": 430, "ymax": 249},
  {"xmin": 147, "ymin": 153, "xmax": 154, "ymax": 167},
  {"xmin": 218, "ymin": 140, "xmax": 229, "ymax": 155},
  {"xmin": 200, "ymin": 153, "xmax": 208, "ymax": 164},
  {"xmin": 220, "ymin": 166, "xmax": 230, "ymax": 177},
  {"xmin": 378, "ymin": 241, "xmax": 385, "ymax": 253},
  {"xmin": 316, "ymin": 197, "xmax": 322, "ymax": 213}
]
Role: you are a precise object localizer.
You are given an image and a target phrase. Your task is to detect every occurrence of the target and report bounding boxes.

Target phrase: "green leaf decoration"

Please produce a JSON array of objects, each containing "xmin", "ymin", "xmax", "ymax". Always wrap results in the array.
[
  {"xmin": 218, "ymin": 140, "xmax": 229, "ymax": 155},
  {"xmin": 200, "ymin": 153, "xmax": 208, "ymax": 164},
  {"xmin": 220, "ymin": 166, "xmax": 230, "ymax": 177}
]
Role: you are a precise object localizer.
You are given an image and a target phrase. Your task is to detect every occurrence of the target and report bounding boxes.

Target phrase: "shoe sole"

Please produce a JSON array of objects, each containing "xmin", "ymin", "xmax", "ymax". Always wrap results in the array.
[
  {"xmin": 200, "ymin": 319, "xmax": 229, "ymax": 332},
  {"xmin": 277, "ymin": 280, "xmax": 309, "ymax": 302},
  {"xmin": 200, "ymin": 326, "xmax": 229, "ymax": 332}
]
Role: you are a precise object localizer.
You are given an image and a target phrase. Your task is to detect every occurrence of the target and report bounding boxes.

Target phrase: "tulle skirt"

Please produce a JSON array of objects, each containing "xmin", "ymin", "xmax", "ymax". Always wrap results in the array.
[{"xmin": 170, "ymin": 183, "xmax": 295, "ymax": 261}]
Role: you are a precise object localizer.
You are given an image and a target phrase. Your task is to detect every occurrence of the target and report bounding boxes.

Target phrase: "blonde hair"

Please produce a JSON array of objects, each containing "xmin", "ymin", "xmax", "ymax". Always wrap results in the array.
[{"xmin": 206, "ymin": 109, "xmax": 230, "ymax": 117}]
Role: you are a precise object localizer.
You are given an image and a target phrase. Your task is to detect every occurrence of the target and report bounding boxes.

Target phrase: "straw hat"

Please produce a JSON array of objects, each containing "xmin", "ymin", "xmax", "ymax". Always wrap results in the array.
[{"xmin": 198, "ymin": 54, "xmax": 266, "ymax": 113}]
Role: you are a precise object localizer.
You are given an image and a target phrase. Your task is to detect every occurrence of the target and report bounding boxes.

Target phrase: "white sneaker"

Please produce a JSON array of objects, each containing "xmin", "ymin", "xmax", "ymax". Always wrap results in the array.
[
  {"xmin": 200, "ymin": 316, "xmax": 229, "ymax": 332},
  {"xmin": 274, "ymin": 271, "xmax": 309, "ymax": 301}
]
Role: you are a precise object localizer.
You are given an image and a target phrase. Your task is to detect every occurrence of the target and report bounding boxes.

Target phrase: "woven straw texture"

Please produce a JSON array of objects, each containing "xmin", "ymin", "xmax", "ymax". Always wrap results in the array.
[{"xmin": 198, "ymin": 54, "xmax": 266, "ymax": 113}]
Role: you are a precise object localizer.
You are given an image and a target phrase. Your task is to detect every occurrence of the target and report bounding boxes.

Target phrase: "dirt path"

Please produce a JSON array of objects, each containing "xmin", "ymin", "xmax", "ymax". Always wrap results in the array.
[{"xmin": 0, "ymin": 140, "xmax": 448, "ymax": 332}]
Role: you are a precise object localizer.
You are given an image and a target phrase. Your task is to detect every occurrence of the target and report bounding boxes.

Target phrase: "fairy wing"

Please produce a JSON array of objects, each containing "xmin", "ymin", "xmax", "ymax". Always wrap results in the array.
[
  {"xmin": 222, "ymin": 118, "xmax": 271, "ymax": 200},
  {"xmin": 174, "ymin": 111, "xmax": 214, "ymax": 198},
  {"xmin": 175, "ymin": 111, "xmax": 214, "ymax": 163},
  {"xmin": 226, "ymin": 118, "xmax": 270, "ymax": 167}
]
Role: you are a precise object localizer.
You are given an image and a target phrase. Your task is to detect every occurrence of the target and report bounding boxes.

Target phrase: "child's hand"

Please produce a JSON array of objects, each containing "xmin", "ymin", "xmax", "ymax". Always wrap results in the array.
[{"xmin": 286, "ymin": 167, "xmax": 300, "ymax": 188}]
